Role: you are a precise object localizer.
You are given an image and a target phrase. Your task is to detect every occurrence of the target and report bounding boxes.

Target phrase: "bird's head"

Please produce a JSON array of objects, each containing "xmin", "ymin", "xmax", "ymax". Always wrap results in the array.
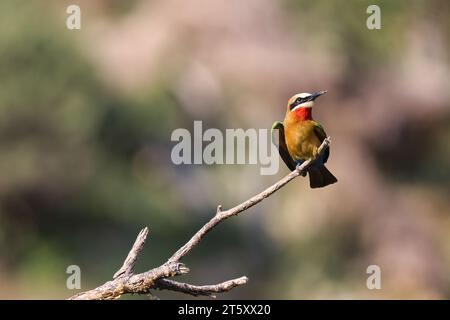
[{"xmin": 287, "ymin": 90, "xmax": 327, "ymax": 112}]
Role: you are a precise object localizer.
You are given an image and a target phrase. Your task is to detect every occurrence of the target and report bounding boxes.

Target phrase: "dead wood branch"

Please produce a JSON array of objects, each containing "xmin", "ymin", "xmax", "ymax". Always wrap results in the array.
[{"xmin": 69, "ymin": 138, "xmax": 331, "ymax": 300}]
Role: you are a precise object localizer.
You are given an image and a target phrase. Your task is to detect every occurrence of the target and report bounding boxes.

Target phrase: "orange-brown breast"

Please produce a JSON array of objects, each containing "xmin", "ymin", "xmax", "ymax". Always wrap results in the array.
[{"xmin": 283, "ymin": 112, "xmax": 321, "ymax": 161}]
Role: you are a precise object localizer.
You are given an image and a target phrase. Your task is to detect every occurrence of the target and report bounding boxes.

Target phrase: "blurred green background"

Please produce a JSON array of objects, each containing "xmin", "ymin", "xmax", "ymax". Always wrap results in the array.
[{"xmin": 0, "ymin": 0, "xmax": 449, "ymax": 299}]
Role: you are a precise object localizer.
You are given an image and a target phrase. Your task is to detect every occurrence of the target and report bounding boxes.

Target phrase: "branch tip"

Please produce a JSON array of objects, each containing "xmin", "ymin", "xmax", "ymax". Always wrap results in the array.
[
  {"xmin": 176, "ymin": 263, "xmax": 190, "ymax": 274},
  {"xmin": 113, "ymin": 226, "xmax": 150, "ymax": 279},
  {"xmin": 155, "ymin": 275, "xmax": 248, "ymax": 297}
]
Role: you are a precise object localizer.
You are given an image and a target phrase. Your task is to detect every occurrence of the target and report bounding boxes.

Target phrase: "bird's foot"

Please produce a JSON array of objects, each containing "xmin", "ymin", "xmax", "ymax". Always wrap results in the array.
[{"xmin": 295, "ymin": 160, "xmax": 307, "ymax": 177}]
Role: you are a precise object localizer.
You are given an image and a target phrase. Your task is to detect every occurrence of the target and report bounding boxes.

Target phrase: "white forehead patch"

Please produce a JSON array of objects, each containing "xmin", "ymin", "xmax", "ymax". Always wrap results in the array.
[{"xmin": 297, "ymin": 92, "xmax": 312, "ymax": 98}]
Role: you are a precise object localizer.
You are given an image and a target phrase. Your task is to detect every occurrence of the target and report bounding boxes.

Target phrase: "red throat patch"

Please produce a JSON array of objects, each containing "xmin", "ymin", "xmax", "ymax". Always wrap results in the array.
[{"xmin": 292, "ymin": 107, "xmax": 312, "ymax": 120}]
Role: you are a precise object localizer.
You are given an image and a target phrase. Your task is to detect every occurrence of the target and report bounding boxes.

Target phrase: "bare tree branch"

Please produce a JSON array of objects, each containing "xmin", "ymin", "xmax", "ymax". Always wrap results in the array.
[
  {"xmin": 113, "ymin": 227, "xmax": 149, "ymax": 279},
  {"xmin": 168, "ymin": 137, "xmax": 331, "ymax": 262},
  {"xmin": 69, "ymin": 137, "xmax": 331, "ymax": 300},
  {"xmin": 69, "ymin": 259, "xmax": 189, "ymax": 300},
  {"xmin": 155, "ymin": 276, "xmax": 249, "ymax": 298}
]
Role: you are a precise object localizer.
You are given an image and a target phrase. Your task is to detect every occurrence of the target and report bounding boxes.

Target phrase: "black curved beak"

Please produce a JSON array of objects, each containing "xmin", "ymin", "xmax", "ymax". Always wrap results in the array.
[{"xmin": 310, "ymin": 90, "xmax": 327, "ymax": 101}]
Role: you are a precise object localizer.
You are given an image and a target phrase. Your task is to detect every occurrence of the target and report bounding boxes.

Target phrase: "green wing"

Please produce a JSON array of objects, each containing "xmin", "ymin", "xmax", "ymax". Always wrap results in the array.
[
  {"xmin": 313, "ymin": 121, "xmax": 329, "ymax": 163},
  {"xmin": 272, "ymin": 121, "xmax": 296, "ymax": 171}
]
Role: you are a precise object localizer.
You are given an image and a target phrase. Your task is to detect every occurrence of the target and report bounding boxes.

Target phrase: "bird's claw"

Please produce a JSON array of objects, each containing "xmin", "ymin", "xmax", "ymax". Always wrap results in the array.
[{"xmin": 295, "ymin": 163, "xmax": 307, "ymax": 176}]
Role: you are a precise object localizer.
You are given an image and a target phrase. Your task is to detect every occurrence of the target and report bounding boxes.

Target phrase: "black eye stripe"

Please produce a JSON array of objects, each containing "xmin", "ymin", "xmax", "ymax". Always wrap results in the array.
[{"xmin": 290, "ymin": 96, "xmax": 311, "ymax": 109}]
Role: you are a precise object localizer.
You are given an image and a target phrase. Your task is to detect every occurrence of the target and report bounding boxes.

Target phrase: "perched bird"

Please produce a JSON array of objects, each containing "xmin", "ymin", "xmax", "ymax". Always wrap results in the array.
[{"xmin": 272, "ymin": 90, "xmax": 337, "ymax": 188}]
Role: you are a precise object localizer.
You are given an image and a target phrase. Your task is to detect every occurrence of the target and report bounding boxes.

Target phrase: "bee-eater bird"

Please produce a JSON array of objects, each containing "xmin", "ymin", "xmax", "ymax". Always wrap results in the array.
[{"xmin": 272, "ymin": 90, "xmax": 337, "ymax": 188}]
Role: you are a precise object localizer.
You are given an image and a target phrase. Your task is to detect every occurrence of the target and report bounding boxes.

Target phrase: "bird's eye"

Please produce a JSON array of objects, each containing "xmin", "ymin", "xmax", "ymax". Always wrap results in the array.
[{"xmin": 290, "ymin": 97, "xmax": 305, "ymax": 110}]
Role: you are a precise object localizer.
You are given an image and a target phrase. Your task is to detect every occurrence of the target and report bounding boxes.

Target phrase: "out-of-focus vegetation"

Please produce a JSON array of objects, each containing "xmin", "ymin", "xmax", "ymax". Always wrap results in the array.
[{"xmin": 0, "ymin": 0, "xmax": 449, "ymax": 299}]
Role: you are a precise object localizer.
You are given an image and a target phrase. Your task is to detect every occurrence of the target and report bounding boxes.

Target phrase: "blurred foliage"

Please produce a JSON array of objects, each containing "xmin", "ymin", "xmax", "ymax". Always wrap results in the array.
[{"xmin": 0, "ymin": 0, "xmax": 186, "ymax": 297}]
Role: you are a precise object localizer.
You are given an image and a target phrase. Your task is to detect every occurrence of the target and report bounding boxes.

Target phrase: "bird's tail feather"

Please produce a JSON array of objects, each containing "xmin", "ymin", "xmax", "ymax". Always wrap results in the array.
[{"xmin": 308, "ymin": 165, "xmax": 337, "ymax": 189}]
